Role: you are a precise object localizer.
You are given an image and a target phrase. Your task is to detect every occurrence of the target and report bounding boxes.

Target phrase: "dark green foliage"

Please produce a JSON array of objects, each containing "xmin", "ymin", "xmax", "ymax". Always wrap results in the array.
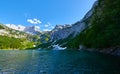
[
  {"xmin": 34, "ymin": 42, "xmax": 52, "ymax": 49},
  {"xmin": 66, "ymin": 31, "xmax": 86, "ymax": 49},
  {"xmin": 40, "ymin": 32, "xmax": 51, "ymax": 43},
  {"xmin": 0, "ymin": 36, "xmax": 34, "ymax": 49},
  {"xmin": 67, "ymin": 0, "xmax": 120, "ymax": 49},
  {"xmin": 82, "ymin": 0, "xmax": 120, "ymax": 48},
  {"xmin": 0, "ymin": 24, "xmax": 5, "ymax": 29},
  {"xmin": 0, "ymin": 23, "xmax": 41, "ymax": 49}
]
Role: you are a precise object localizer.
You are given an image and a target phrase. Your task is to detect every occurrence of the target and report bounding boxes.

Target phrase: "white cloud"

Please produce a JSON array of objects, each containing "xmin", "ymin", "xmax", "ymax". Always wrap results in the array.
[
  {"xmin": 45, "ymin": 24, "xmax": 49, "ymax": 27},
  {"xmin": 35, "ymin": 26, "xmax": 40, "ymax": 29},
  {"xmin": 43, "ymin": 22, "xmax": 54, "ymax": 31},
  {"xmin": 44, "ymin": 22, "xmax": 54, "ymax": 28},
  {"xmin": 44, "ymin": 22, "xmax": 51, "ymax": 27},
  {"xmin": 51, "ymin": 26, "xmax": 54, "ymax": 29},
  {"xmin": 43, "ymin": 29, "xmax": 51, "ymax": 31},
  {"xmin": 6, "ymin": 24, "xmax": 25, "ymax": 31},
  {"xmin": 42, "ymin": 22, "xmax": 55, "ymax": 31},
  {"xmin": 27, "ymin": 18, "xmax": 41, "ymax": 24},
  {"xmin": 47, "ymin": 22, "xmax": 51, "ymax": 26}
]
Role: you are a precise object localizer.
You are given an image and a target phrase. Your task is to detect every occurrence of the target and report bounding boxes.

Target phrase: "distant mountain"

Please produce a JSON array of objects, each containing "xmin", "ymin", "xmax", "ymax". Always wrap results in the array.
[
  {"xmin": 0, "ymin": 23, "xmax": 53, "ymax": 49},
  {"xmin": 6, "ymin": 24, "xmax": 41, "ymax": 35},
  {"xmin": 0, "ymin": 23, "xmax": 41, "ymax": 49},
  {"xmin": 24, "ymin": 26, "xmax": 41, "ymax": 35},
  {"xmin": 0, "ymin": 24, "xmax": 27, "ymax": 38},
  {"xmin": 5, "ymin": 24, "xmax": 25, "ymax": 31}
]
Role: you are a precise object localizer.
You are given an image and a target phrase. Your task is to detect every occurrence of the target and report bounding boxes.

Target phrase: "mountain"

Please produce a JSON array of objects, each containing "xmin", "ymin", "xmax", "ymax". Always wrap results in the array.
[
  {"xmin": 50, "ymin": 1, "xmax": 98, "ymax": 41},
  {"xmin": 50, "ymin": 24, "xmax": 71, "ymax": 40},
  {"xmin": 77, "ymin": 0, "xmax": 120, "ymax": 55},
  {"xmin": 0, "ymin": 24, "xmax": 27, "ymax": 38},
  {"xmin": 23, "ymin": 26, "xmax": 41, "ymax": 35},
  {"xmin": 47, "ymin": 0, "xmax": 98, "ymax": 46},
  {"xmin": 5, "ymin": 24, "xmax": 25, "ymax": 31},
  {"xmin": 39, "ymin": 0, "xmax": 120, "ymax": 56},
  {"xmin": 6, "ymin": 24, "xmax": 41, "ymax": 35},
  {"xmin": 36, "ymin": 1, "xmax": 98, "ymax": 49},
  {"xmin": 0, "ymin": 23, "xmax": 40, "ymax": 49},
  {"xmin": 0, "ymin": 23, "xmax": 53, "ymax": 49}
]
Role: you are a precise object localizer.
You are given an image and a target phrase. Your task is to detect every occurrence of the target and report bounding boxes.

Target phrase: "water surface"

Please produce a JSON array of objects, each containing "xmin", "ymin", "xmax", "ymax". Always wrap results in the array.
[{"xmin": 0, "ymin": 50, "xmax": 120, "ymax": 74}]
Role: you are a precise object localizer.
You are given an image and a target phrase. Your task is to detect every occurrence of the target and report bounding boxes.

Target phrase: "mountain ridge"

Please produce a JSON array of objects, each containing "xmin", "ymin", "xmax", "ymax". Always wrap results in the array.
[
  {"xmin": 0, "ymin": 23, "xmax": 42, "ymax": 49},
  {"xmin": 38, "ymin": 0, "xmax": 120, "ymax": 56},
  {"xmin": 50, "ymin": 0, "xmax": 98, "ymax": 41},
  {"xmin": 6, "ymin": 24, "xmax": 41, "ymax": 35}
]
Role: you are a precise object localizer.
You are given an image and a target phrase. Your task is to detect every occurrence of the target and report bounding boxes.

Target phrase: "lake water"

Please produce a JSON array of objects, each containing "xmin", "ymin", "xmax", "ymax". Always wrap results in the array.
[{"xmin": 0, "ymin": 50, "xmax": 120, "ymax": 74}]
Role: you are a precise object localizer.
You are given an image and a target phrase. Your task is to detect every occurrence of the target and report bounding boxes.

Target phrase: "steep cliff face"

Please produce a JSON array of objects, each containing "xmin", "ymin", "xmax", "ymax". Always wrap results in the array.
[
  {"xmin": 79, "ymin": 0, "xmax": 120, "ymax": 49},
  {"xmin": 50, "ymin": 1, "xmax": 98, "ymax": 41},
  {"xmin": 23, "ymin": 26, "xmax": 41, "ymax": 35},
  {"xmin": 65, "ymin": 0, "xmax": 120, "ymax": 56},
  {"xmin": 36, "ymin": 0, "xmax": 120, "ymax": 56}
]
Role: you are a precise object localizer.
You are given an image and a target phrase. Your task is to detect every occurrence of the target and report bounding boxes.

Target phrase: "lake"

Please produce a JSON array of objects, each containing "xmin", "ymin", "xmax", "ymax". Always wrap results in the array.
[{"xmin": 0, "ymin": 50, "xmax": 120, "ymax": 74}]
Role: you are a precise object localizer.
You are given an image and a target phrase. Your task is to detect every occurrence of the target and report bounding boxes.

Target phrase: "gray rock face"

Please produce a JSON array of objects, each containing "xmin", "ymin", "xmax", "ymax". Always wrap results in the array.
[
  {"xmin": 50, "ymin": 1, "xmax": 98, "ymax": 41},
  {"xmin": 23, "ymin": 26, "xmax": 41, "ymax": 35},
  {"xmin": 51, "ymin": 22, "xmax": 86, "ymax": 41}
]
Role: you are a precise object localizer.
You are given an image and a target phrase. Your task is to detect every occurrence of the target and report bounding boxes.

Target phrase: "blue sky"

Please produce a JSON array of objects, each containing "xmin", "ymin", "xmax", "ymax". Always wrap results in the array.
[{"xmin": 0, "ymin": 0, "xmax": 96, "ymax": 31}]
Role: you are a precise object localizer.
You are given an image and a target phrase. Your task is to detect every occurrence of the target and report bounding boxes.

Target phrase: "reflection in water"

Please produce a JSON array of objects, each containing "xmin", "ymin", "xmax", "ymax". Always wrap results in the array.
[{"xmin": 0, "ymin": 50, "xmax": 120, "ymax": 74}]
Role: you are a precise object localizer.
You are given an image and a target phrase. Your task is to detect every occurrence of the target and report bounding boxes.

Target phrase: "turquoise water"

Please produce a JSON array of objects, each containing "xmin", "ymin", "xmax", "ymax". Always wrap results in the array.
[{"xmin": 0, "ymin": 50, "xmax": 120, "ymax": 74}]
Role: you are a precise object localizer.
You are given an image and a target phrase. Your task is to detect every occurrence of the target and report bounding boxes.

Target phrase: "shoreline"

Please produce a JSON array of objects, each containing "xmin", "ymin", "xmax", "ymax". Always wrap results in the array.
[{"xmin": 81, "ymin": 48, "xmax": 120, "ymax": 57}]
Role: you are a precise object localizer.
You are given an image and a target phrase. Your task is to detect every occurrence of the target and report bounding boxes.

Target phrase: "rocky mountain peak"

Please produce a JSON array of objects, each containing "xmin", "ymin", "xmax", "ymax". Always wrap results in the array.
[{"xmin": 50, "ymin": 1, "xmax": 98, "ymax": 41}]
